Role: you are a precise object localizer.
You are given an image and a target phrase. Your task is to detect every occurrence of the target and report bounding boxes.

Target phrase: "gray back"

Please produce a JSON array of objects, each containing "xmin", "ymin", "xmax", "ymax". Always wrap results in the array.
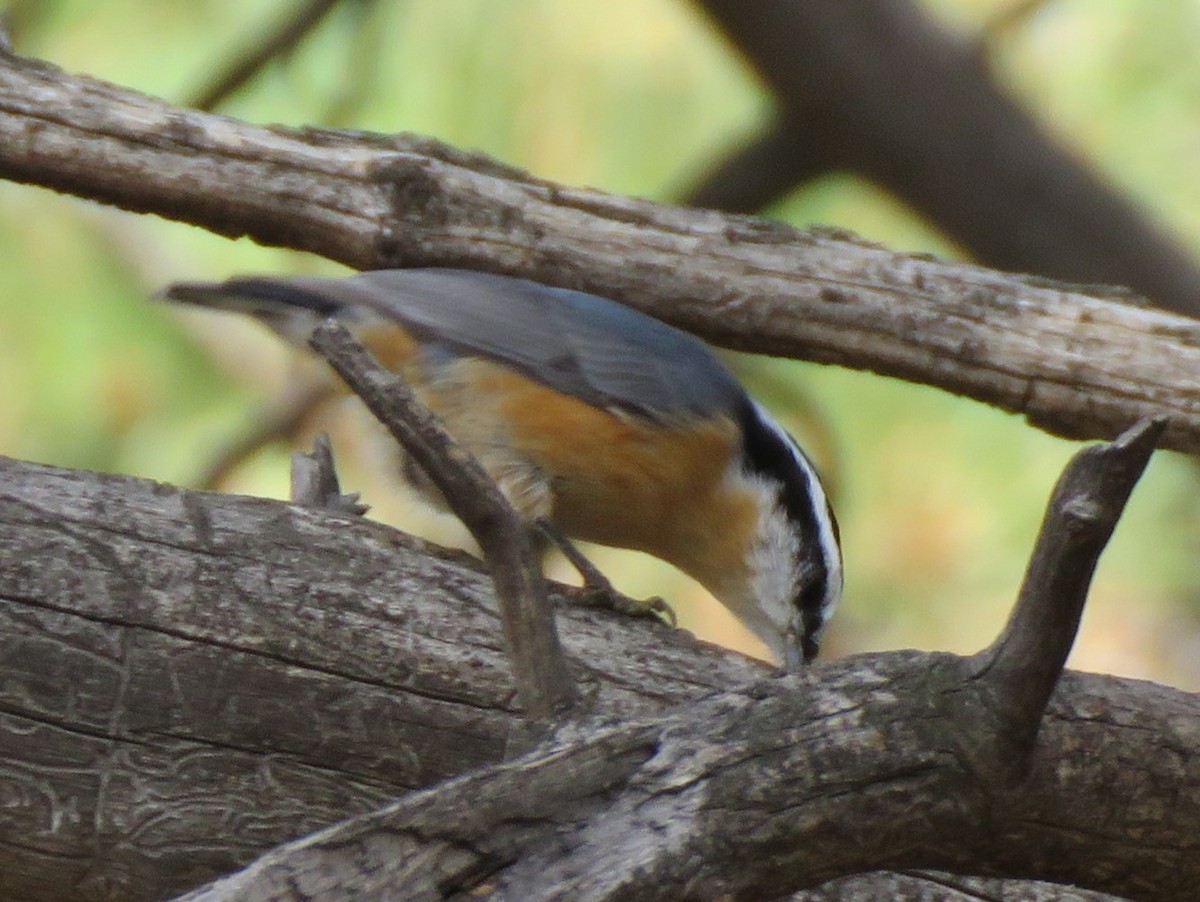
[{"xmin": 241, "ymin": 269, "xmax": 748, "ymax": 423}]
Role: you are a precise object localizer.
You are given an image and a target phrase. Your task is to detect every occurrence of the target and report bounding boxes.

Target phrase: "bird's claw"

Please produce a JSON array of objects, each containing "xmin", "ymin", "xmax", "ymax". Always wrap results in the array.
[{"xmin": 575, "ymin": 583, "xmax": 676, "ymax": 627}]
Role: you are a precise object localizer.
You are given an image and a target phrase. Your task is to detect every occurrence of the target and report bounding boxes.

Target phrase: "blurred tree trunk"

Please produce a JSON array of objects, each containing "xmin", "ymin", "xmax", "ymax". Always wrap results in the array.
[{"xmin": 688, "ymin": 0, "xmax": 1200, "ymax": 318}]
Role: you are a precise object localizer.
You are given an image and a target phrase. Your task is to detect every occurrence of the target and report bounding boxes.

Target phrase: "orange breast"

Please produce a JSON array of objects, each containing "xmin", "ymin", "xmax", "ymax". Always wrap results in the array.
[
  {"xmin": 470, "ymin": 363, "xmax": 757, "ymax": 574},
  {"xmin": 337, "ymin": 325, "xmax": 762, "ymax": 589},
  {"xmin": 354, "ymin": 323, "xmax": 424, "ymax": 374}
]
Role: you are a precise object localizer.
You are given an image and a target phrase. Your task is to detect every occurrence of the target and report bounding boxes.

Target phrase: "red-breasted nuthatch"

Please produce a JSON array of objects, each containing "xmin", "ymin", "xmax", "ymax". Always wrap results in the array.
[{"xmin": 163, "ymin": 269, "xmax": 843, "ymax": 666}]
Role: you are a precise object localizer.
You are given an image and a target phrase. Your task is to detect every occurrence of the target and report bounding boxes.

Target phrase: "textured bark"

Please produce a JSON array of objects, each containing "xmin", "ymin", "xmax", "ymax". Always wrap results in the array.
[
  {"xmin": 3, "ymin": 52, "xmax": 1200, "ymax": 457},
  {"xmin": 0, "ymin": 455, "xmax": 755, "ymax": 901},
  {"xmin": 2, "ymin": 455, "xmax": 1195, "ymax": 901},
  {"xmin": 794, "ymin": 873, "xmax": 1121, "ymax": 902},
  {"xmin": 688, "ymin": 0, "xmax": 1200, "ymax": 318}
]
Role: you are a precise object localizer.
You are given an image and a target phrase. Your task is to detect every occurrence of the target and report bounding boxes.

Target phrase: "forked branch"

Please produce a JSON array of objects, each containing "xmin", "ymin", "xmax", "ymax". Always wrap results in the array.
[{"xmin": 173, "ymin": 422, "xmax": 1171, "ymax": 901}]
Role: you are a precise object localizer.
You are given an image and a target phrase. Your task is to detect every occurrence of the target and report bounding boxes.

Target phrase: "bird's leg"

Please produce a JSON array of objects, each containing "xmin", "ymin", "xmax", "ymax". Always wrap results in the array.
[{"xmin": 535, "ymin": 518, "xmax": 676, "ymax": 626}]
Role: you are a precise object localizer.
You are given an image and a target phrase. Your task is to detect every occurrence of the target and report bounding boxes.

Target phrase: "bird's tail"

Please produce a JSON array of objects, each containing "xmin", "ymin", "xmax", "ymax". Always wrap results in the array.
[
  {"xmin": 159, "ymin": 277, "xmax": 345, "ymax": 316},
  {"xmin": 157, "ymin": 276, "xmax": 352, "ymax": 343}
]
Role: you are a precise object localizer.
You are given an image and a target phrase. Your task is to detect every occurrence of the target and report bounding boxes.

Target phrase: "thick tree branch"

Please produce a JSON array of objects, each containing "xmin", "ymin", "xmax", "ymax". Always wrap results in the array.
[
  {"xmin": 2, "ymin": 448, "xmax": 1191, "ymax": 900},
  {"xmin": 691, "ymin": 0, "xmax": 1200, "ymax": 318},
  {"xmin": 795, "ymin": 872, "xmax": 1123, "ymax": 901},
  {"xmin": 0, "ymin": 455, "xmax": 710, "ymax": 901},
  {"xmin": 308, "ymin": 320, "xmax": 579, "ymax": 721},
  {"xmin": 2, "ymin": 51, "xmax": 1199, "ymax": 459},
  {"xmin": 180, "ymin": 663, "xmax": 1193, "ymax": 901}
]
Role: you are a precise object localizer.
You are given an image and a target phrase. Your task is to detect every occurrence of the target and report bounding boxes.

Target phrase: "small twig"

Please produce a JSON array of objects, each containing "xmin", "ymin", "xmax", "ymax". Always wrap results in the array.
[
  {"xmin": 290, "ymin": 432, "xmax": 368, "ymax": 515},
  {"xmin": 317, "ymin": 0, "xmax": 385, "ymax": 128},
  {"xmin": 198, "ymin": 377, "xmax": 334, "ymax": 490},
  {"xmin": 972, "ymin": 417, "xmax": 1165, "ymax": 757},
  {"xmin": 188, "ymin": 0, "xmax": 350, "ymax": 111},
  {"xmin": 308, "ymin": 320, "xmax": 580, "ymax": 721},
  {"xmin": 978, "ymin": 0, "xmax": 1057, "ymax": 49}
]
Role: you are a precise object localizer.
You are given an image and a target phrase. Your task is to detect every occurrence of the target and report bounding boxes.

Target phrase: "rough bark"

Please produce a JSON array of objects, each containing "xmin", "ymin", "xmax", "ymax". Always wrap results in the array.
[
  {"xmin": 0, "ymin": 455, "xmax": 754, "ymax": 901},
  {"xmin": 688, "ymin": 0, "xmax": 1200, "ymax": 318},
  {"xmin": 2, "ymin": 446, "xmax": 1193, "ymax": 901},
  {"xmin": 3, "ymin": 51, "xmax": 1200, "ymax": 458},
  {"xmin": 182, "ymin": 665, "xmax": 1199, "ymax": 902}
]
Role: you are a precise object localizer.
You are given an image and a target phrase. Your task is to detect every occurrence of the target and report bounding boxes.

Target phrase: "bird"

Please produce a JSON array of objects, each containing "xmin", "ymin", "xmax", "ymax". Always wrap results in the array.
[{"xmin": 162, "ymin": 268, "xmax": 842, "ymax": 667}]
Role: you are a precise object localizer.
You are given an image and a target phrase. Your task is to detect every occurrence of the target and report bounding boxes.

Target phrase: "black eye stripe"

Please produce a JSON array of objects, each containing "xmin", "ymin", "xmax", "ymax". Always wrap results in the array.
[{"xmin": 738, "ymin": 399, "xmax": 841, "ymax": 661}]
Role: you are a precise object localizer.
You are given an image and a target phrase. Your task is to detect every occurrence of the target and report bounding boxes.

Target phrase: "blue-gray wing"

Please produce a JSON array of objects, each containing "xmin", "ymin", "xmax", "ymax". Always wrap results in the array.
[{"xmin": 217, "ymin": 268, "xmax": 749, "ymax": 423}]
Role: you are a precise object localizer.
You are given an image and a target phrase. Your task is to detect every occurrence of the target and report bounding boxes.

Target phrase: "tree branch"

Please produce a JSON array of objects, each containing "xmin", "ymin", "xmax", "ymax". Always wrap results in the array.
[
  {"xmin": 179, "ymin": 663, "xmax": 1193, "ymax": 901},
  {"xmin": 0, "ymin": 455, "xmax": 711, "ymax": 901},
  {"xmin": 2, "ymin": 447, "xmax": 1188, "ymax": 900},
  {"xmin": 796, "ymin": 871, "xmax": 1124, "ymax": 902},
  {"xmin": 972, "ymin": 417, "xmax": 1165, "ymax": 764},
  {"xmin": 2, "ymin": 51, "xmax": 1199, "ymax": 459},
  {"xmin": 308, "ymin": 320, "xmax": 579, "ymax": 721}
]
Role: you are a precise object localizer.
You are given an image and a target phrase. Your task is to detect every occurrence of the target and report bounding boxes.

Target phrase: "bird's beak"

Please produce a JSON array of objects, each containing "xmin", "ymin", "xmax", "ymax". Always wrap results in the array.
[{"xmin": 782, "ymin": 640, "xmax": 806, "ymax": 672}]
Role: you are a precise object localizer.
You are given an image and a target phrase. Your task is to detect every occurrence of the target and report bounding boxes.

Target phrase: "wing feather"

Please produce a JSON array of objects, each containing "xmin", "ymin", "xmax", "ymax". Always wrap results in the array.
[{"xmin": 215, "ymin": 268, "xmax": 748, "ymax": 423}]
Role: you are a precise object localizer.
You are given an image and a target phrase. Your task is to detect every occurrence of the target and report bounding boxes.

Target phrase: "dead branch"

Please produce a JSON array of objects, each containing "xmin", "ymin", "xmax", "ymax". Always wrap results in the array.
[
  {"xmin": 308, "ymin": 320, "xmax": 579, "ymax": 721},
  {"xmin": 2, "ymin": 51, "xmax": 1200, "ymax": 460},
  {"xmin": 795, "ymin": 872, "xmax": 1121, "ymax": 902},
  {"xmin": 972, "ymin": 417, "xmax": 1165, "ymax": 764},
  {"xmin": 2, "ymin": 422, "xmax": 1192, "ymax": 900},
  {"xmin": 0, "ymin": 455, "xmax": 708, "ymax": 901}
]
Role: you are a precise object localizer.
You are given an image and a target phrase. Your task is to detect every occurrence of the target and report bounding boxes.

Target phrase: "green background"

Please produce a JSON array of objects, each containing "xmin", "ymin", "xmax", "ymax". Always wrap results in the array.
[{"xmin": 4, "ymin": 0, "xmax": 1199, "ymax": 683}]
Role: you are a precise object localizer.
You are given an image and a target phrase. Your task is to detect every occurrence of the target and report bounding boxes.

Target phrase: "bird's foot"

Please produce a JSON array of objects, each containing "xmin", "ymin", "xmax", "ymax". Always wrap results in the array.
[
  {"xmin": 574, "ymin": 579, "xmax": 676, "ymax": 626},
  {"xmin": 536, "ymin": 517, "xmax": 676, "ymax": 626}
]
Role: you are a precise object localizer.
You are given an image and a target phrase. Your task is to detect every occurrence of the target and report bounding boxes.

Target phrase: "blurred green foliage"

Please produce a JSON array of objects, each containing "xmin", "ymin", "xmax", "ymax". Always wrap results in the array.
[{"xmin": 4, "ymin": 0, "xmax": 1199, "ymax": 684}]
